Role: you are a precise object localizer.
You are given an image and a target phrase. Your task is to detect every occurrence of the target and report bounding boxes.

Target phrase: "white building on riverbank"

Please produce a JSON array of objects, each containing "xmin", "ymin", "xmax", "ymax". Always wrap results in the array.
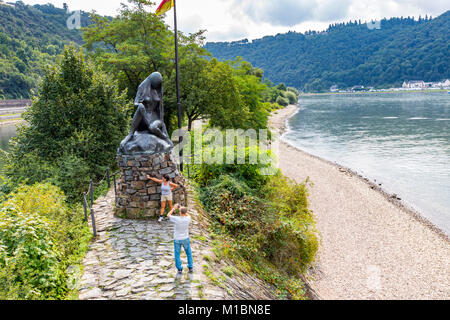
[
  {"xmin": 432, "ymin": 79, "xmax": 450, "ymax": 88},
  {"xmin": 402, "ymin": 79, "xmax": 450, "ymax": 89},
  {"xmin": 402, "ymin": 80, "xmax": 426, "ymax": 89}
]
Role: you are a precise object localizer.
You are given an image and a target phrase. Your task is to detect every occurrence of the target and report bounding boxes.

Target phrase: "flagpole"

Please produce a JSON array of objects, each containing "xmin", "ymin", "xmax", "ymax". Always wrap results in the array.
[{"xmin": 173, "ymin": 0, "xmax": 183, "ymax": 171}]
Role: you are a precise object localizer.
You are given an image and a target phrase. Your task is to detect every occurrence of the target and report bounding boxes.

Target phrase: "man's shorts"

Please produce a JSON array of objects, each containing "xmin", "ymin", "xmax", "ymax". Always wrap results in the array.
[{"xmin": 161, "ymin": 194, "xmax": 173, "ymax": 202}]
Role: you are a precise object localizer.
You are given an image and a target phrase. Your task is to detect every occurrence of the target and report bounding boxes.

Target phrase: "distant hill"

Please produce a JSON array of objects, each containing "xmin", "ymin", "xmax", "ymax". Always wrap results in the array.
[
  {"xmin": 205, "ymin": 11, "xmax": 450, "ymax": 92},
  {"xmin": 0, "ymin": 1, "xmax": 91, "ymax": 99}
]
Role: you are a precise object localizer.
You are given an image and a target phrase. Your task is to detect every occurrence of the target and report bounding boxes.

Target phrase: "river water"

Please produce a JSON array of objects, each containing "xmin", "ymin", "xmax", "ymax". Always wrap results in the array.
[
  {"xmin": 0, "ymin": 124, "xmax": 18, "ymax": 171},
  {"xmin": 284, "ymin": 92, "xmax": 450, "ymax": 235}
]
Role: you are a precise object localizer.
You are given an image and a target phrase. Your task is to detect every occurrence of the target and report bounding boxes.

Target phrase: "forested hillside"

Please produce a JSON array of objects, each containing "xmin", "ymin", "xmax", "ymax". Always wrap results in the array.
[
  {"xmin": 205, "ymin": 11, "xmax": 450, "ymax": 92},
  {"xmin": 0, "ymin": 1, "xmax": 90, "ymax": 99}
]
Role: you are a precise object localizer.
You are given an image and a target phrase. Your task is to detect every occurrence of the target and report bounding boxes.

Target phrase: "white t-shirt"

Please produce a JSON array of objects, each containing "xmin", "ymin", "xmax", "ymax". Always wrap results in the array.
[{"xmin": 169, "ymin": 216, "xmax": 191, "ymax": 241}]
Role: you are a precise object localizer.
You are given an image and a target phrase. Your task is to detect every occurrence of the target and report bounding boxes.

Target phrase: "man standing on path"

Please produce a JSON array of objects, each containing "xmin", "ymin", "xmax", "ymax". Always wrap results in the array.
[{"xmin": 167, "ymin": 203, "xmax": 194, "ymax": 274}]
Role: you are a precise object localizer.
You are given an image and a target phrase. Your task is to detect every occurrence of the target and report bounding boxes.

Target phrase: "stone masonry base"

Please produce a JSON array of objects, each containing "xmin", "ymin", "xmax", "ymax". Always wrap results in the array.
[{"xmin": 116, "ymin": 152, "xmax": 186, "ymax": 219}]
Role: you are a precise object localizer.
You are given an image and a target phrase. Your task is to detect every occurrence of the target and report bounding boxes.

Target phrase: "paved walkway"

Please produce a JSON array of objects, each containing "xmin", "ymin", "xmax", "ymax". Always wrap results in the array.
[
  {"xmin": 78, "ymin": 190, "xmax": 226, "ymax": 300},
  {"xmin": 78, "ymin": 189, "xmax": 275, "ymax": 300}
]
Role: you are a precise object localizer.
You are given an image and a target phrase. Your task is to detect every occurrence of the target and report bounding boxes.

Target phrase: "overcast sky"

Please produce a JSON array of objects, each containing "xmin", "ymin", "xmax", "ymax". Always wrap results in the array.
[{"xmin": 15, "ymin": 0, "xmax": 450, "ymax": 42}]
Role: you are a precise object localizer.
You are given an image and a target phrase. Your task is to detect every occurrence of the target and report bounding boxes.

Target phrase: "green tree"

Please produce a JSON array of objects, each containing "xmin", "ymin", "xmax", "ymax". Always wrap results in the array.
[
  {"xmin": 207, "ymin": 59, "xmax": 248, "ymax": 129},
  {"xmin": 4, "ymin": 46, "xmax": 130, "ymax": 200},
  {"xmin": 83, "ymin": 0, "xmax": 212, "ymax": 133},
  {"xmin": 276, "ymin": 83, "xmax": 287, "ymax": 91},
  {"xmin": 233, "ymin": 60, "xmax": 270, "ymax": 129},
  {"xmin": 162, "ymin": 31, "xmax": 213, "ymax": 131},
  {"xmin": 82, "ymin": 0, "xmax": 172, "ymax": 99},
  {"xmin": 0, "ymin": 2, "xmax": 90, "ymax": 99}
]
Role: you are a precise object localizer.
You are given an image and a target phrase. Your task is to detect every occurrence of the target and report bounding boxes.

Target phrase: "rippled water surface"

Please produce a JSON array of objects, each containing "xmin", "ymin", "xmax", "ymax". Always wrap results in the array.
[{"xmin": 284, "ymin": 92, "xmax": 450, "ymax": 235}]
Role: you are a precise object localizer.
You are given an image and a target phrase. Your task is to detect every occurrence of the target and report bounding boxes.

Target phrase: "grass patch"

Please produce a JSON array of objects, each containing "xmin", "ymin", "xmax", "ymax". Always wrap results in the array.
[
  {"xmin": 193, "ymin": 235, "xmax": 207, "ymax": 242},
  {"xmin": 203, "ymin": 255, "xmax": 213, "ymax": 263},
  {"xmin": 203, "ymin": 264, "xmax": 226, "ymax": 289},
  {"xmin": 222, "ymin": 266, "xmax": 236, "ymax": 277}
]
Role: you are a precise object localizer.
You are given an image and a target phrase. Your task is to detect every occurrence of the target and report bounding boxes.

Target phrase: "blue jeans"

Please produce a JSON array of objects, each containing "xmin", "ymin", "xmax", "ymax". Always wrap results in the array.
[{"xmin": 174, "ymin": 238, "xmax": 194, "ymax": 271}]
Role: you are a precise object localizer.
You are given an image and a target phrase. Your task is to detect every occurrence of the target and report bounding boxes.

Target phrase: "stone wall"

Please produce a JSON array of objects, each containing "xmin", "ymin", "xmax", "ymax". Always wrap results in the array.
[{"xmin": 116, "ymin": 152, "xmax": 186, "ymax": 219}]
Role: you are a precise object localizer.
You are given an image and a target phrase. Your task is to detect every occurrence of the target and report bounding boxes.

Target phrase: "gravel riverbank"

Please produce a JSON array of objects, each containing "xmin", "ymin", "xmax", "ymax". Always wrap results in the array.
[{"xmin": 269, "ymin": 104, "xmax": 450, "ymax": 300}]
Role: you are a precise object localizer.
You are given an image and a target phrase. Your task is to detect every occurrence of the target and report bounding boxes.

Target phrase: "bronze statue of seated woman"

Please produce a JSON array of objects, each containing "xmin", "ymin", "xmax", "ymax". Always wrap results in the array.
[{"xmin": 118, "ymin": 72, "xmax": 174, "ymax": 155}]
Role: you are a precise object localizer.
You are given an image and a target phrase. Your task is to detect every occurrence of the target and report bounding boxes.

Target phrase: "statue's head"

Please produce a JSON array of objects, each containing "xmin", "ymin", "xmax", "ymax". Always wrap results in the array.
[
  {"xmin": 135, "ymin": 72, "xmax": 163, "ymax": 106},
  {"xmin": 150, "ymin": 72, "xmax": 163, "ymax": 90}
]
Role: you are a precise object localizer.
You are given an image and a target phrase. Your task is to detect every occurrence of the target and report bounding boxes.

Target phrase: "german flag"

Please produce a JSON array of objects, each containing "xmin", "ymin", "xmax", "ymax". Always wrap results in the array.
[{"xmin": 155, "ymin": 0, "xmax": 174, "ymax": 16}]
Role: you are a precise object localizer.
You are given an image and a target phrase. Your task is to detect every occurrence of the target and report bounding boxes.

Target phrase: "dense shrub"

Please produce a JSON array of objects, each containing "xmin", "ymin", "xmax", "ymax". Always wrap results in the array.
[
  {"xmin": 285, "ymin": 91, "xmax": 298, "ymax": 105},
  {"xmin": 0, "ymin": 150, "xmax": 56, "ymax": 188},
  {"xmin": 194, "ymin": 141, "xmax": 319, "ymax": 299},
  {"xmin": 191, "ymin": 120, "xmax": 318, "ymax": 298},
  {"xmin": 287, "ymin": 87, "xmax": 300, "ymax": 96},
  {"xmin": 0, "ymin": 183, "xmax": 90, "ymax": 300},
  {"xmin": 269, "ymin": 102, "xmax": 283, "ymax": 111},
  {"xmin": 0, "ymin": 209, "xmax": 63, "ymax": 299},
  {"xmin": 276, "ymin": 96, "xmax": 289, "ymax": 107},
  {"xmin": 192, "ymin": 141, "xmax": 272, "ymax": 190},
  {"xmin": 199, "ymin": 173, "xmax": 317, "ymax": 274},
  {"xmin": 54, "ymin": 154, "xmax": 91, "ymax": 203},
  {"xmin": 263, "ymin": 174, "xmax": 318, "ymax": 271}
]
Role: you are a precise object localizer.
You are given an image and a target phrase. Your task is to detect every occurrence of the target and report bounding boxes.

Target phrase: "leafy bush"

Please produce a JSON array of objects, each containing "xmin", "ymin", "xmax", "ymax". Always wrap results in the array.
[
  {"xmin": 199, "ymin": 175, "xmax": 273, "ymax": 258},
  {"xmin": 285, "ymin": 91, "xmax": 298, "ymax": 105},
  {"xmin": 0, "ymin": 183, "xmax": 91, "ymax": 300},
  {"xmin": 1, "ymin": 150, "xmax": 56, "ymax": 187},
  {"xmin": 0, "ymin": 208, "xmax": 63, "ymax": 299},
  {"xmin": 276, "ymin": 96, "xmax": 289, "ymax": 107},
  {"xmin": 192, "ymin": 142, "xmax": 272, "ymax": 190},
  {"xmin": 191, "ymin": 121, "xmax": 318, "ymax": 298},
  {"xmin": 54, "ymin": 154, "xmax": 91, "ymax": 203},
  {"xmin": 287, "ymin": 87, "xmax": 300, "ymax": 96},
  {"xmin": 263, "ymin": 174, "xmax": 318, "ymax": 272},
  {"xmin": 200, "ymin": 173, "xmax": 317, "ymax": 273},
  {"xmin": 195, "ymin": 162, "xmax": 319, "ymax": 298}
]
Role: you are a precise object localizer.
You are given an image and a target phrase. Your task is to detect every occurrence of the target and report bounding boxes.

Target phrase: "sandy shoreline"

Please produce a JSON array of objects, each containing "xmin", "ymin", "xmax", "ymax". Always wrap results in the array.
[{"xmin": 270, "ymin": 104, "xmax": 450, "ymax": 300}]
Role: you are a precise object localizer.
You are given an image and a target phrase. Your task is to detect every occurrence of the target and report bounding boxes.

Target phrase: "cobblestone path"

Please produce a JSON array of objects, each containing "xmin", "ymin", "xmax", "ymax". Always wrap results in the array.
[{"xmin": 78, "ymin": 189, "xmax": 227, "ymax": 300}]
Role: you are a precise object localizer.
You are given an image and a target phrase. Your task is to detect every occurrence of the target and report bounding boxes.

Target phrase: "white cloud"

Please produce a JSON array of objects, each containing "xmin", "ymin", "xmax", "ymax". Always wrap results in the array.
[
  {"xmin": 207, "ymin": 25, "xmax": 249, "ymax": 42},
  {"xmin": 346, "ymin": 0, "xmax": 449, "ymax": 21},
  {"xmin": 15, "ymin": 0, "xmax": 450, "ymax": 42},
  {"xmin": 227, "ymin": 0, "xmax": 353, "ymax": 26},
  {"xmin": 228, "ymin": 0, "xmax": 316, "ymax": 27},
  {"xmin": 16, "ymin": 0, "xmax": 124, "ymax": 16}
]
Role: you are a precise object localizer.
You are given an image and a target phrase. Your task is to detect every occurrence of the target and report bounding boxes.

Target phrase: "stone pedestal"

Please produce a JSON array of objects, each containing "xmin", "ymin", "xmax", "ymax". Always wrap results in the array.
[{"xmin": 116, "ymin": 152, "xmax": 186, "ymax": 219}]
